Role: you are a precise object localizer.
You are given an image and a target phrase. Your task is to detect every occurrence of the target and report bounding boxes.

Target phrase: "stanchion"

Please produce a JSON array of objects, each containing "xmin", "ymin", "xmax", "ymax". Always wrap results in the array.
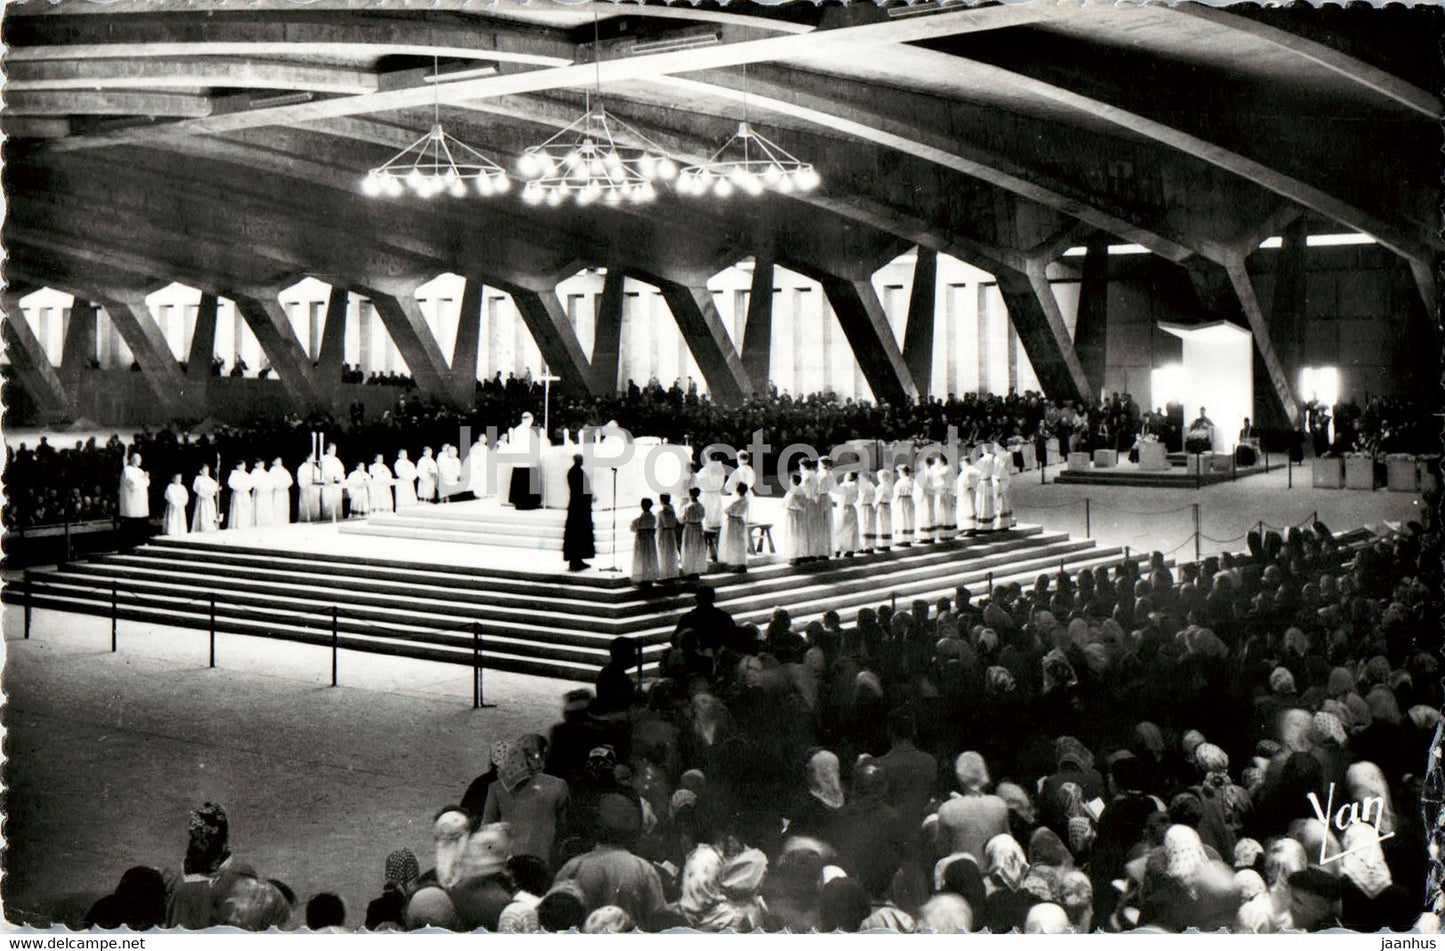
[
  {"xmin": 110, "ymin": 580, "xmax": 118, "ymax": 652},
  {"xmin": 330, "ymin": 605, "xmax": 339, "ymax": 687},
  {"xmin": 23, "ymin": 570, "xmax": 32, "ymax": 640},
  {"xmin": 1192, "ymin": 504, "xmax": 1201, "ymax": 563},
  {"xmin": 986, "ymin": 572, "xmax": 994, "ymax": 593},
  {"xmin": 1231, "ymin": 453, "xmax": 1237, "ymax": 481},
  {"xmin": 473, "ymin": 623, "xmax": 482, "ymax": 710},
  {"xmin": 1287, "ymin": 458, "xmax": 1293, "ymax": 490},
  {"xmin": 635, "ymin": 642, "xmax": 644, "ymax": 691},
  {"xmin": 63, "ymin": 518, "xmax": 72, "ymax": 565},
  {"xmin": 1264, "ymin": 448, "xmax": 1270, "ymax": 473},
  {"xmin": 209, "ymin": 593, "xmax": 217, "ymax": 668},
  {"xmin": 1085, "ymin": 498, "xmax": 1091, "ymax": 538}
]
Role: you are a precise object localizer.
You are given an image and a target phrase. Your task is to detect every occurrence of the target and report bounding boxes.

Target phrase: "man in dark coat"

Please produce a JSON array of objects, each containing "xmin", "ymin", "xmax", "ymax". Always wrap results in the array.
[{"xmin": 563, "ymin": 454, "xmax": 595, "ymax": 571}]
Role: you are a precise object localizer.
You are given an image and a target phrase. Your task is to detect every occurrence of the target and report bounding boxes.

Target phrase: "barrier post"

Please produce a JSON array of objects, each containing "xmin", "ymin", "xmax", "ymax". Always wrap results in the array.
[
  {"xmin": 473, "ymin": 623, "xmax": 482, "ymax": 710},
  {"xmin": 23, "ymin": 570, "xmax": 32, "ymax": 640},
  {"xmin": 63, "ymin": 517, "xmax": 72, "ymax": 565},
  {"xmin": 1192, "ymin": 503, "xmax": 1201, "ymax": 563},
  {"xmin": 1287, "ymin": 457, "xmax": 1293, "ymax": 490},
  {"xmin": 330, "ymin": 606, "xmax": 339, "ymax": 687},
  {"xmin": 986, "ymin": 572, "xmax": 993, "ymax": 594},
  {"xmin": 209, "ymin": 593, "xmax": 217, "ymax": 668},
  {"xmin": 1264, "ymin": 448, "xmax": 1270, "ymax": 473},
  {"xmin": 110, "ymin": 580, "xmax": 118, "ymax": 652},
  {"xmin": 636, "ymin": 642, "xmax": 644, "ymax": 691},
  {"xmin": 1084, "ymin": 498, "xmax": 1091, "ymax": 538},
  {"xmin": 1231, "ymin": 453, "xmax": 1237, "ymax": 481}
]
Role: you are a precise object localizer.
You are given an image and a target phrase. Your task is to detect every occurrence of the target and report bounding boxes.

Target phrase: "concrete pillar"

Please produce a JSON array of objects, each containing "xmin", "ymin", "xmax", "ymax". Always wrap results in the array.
[
  {"xmin": 61, "ymin": 298, "xmax": 99, "ymax": 377},
  {"xmin": 229, "ymin": 291, "xmax": 326, "ymax": 411},
  {"xmin": 97, "ymin": 290, "xmax": 193, "ymax": 417},
  {"xmin": 994, "ymin": 263, "xmax": 1092, "ymax": 404},
  {"xmin": 2, "ymin": 290, "xmax": 71, "ymax": 420},
  {"xmin": 1269, "ymin": 218, "xmax": 1308, "ymax": 389},
  {"xmin": 450, "ymin": 277, "xmax": 485, "ymax": 403},
  {"xmin": 814, "ymin": 273, "xmax": 917, "ymax": 407},
  {"xmin": 650, "ymin": 277, "xmax": 752, "ymax": 407},
  {"xmin": 352, "ymin": 280, "xmax": 458, "ymax": 407},
  {"xmin": 315, "ymin": 285, "xmax": 349, "ymax": 388},
  {"xmin": 742, "ymin": 255, "xmax": 774, "ymax": 391},
  {"xmin": 185, "ymin": 293, "xmax": 218, "ymax": 389},
  {"xmin": 977, "ymin": 283, "xmax": 991, "ymax": 394},
  {"xmin": 503, "ymin": 285, "xmax": 596, "ymax": 399},
  {"xmin": 902, "ymin": 247, "xmax": 938, "ymax": 398},
  {"xmin": 590, "ymin": 270, "xmax": 625, "ymax": 394},
  {"xmin": 1075, "ymin": 231, "xmax": 1110, "ymax": 394},
  {"xmin": 1222, "ymin": 257, "xmax": 1303, "ymax": 428}
]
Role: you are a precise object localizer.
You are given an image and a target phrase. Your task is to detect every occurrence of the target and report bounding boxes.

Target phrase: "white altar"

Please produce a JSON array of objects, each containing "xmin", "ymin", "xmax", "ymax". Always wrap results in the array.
[{"xmin": 489, "ymin": 436, "xmax": 693, "ymax": 511}]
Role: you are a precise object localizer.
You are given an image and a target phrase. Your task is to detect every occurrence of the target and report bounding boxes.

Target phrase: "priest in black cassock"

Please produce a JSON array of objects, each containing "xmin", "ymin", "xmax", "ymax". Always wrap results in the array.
[
  {"xmin": 506, "ymin": 412, "xmax": 544, "ymax": 510},
  {"xmin": 563, "ymin": 454, "xmax": 596, "ymax": 572}
]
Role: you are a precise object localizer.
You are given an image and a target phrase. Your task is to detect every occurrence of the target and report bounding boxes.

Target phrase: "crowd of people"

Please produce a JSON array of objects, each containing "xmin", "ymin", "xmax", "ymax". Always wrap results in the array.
[{"xmin": 78, "ymin": 481, "xmax": 1441, "ymax": 931}]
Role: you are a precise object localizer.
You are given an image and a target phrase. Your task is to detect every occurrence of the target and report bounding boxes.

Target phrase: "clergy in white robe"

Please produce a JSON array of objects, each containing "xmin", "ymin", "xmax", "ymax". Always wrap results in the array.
[
  {"xmin": 252, "ymin": 460, "xmax": 275, "ymax": 527},
  {"xmin": 798, "ymin": 460, "xmax": 821, "ymax": 560},
  {"xmin": 723, "ymin": 451, "xmax": 757, "ymax": 496},
  {"xmin": 190, "ymin": 466, "xmax": 220, "ymax": 533},
  {"xmin": 857, "ymin": 474, "xmax": 877, "ymax": 553},
  {"xmin": 718, "ymin": 485, "xmax": 750, "ymax": 571},
  {"xmin": 894, "ymin": 466, "xmax": 916, "ymax": 546},
  {"xmin": 974, "ymin": 449, "xmax": 997, "ymax": 531},
  {"xmin": 394, "ymin": 450, "xmax": 418, "ymax": 508},
  {"xmin": 956, "ymin": 456, "xmax": 981, "ymax": 535},
  {"xmin": 345, "ymin": 463, "xmax": 372, "ymax": 517},
  {"xmin": 368, "ymin": 456, "xmax": 395, "ymax": 513},
  {"xmin": 319, "ymin": 446, "xmax": 346, "ymax": 521},
  {"xmin": 783, "ymin": 473, "xmax": 808, "ymax": 564},
  {"xmin": 874, "ymin": 469, "xmax": 895, "ymax": 550},
  {"xmin": 296, "ymin": 456, "xmax": 322, "ymax": 523},
  {"xmin": 834, "ymin": 473, "xmax": 860, "ymax": 556},
  {"xmin": 162, "ymin": 475, "xmax": 189, "ymax": 536},
  {"xmin": 119, "ymin": 455, "xmax": 150, "ymax": 520},
  {"xmin": 630, "ymin": 500, "xmax": 661, "ymax": 585},
  {"xmin": 697, "ymin": 455, "xmax": 728, "ymax": 532},
  {"xmin": 815, "ymin": 462, "xmax": 837, "ymax": 559},
  {"xmin": 467, "ymin": 438, "xmax": 492, "ymax": 500},
  {"xmin": 415, "ymin": 447, "xmax": 439, "ymax": 503},
  {"xmin": 936, "ymin": 458, "xmax": 958, "ymax": 541},
  {"xmin": 656, "ymin": 494, "xmax": 681, "ymax": 581},
  {"xmin": 226, "ymin": 463, "xmax": 253, "ymax": 530},
  {"xmin": 917, "ymin": 457, "xmax": 939, "ymax": 543},
  {"xmin": 437, "ymin": 444, "xmax": 463, "ymax": 501},
  {"xmin": 270, "ymin": 458, "xmax": 293, "ymax": 525},
  {"xmin": 993, "ymin": 442, "xmax": 1014, "ymax": 530},
  {"xmin": 679, "ymin": 488, "xmax": 708, "ymax": 578}
]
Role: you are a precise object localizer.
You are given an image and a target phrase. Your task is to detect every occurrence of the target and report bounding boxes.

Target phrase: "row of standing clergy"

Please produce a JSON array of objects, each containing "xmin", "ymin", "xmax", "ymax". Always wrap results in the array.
[{"xmin": 157, "ymin": 447, "xmax": 468, "ymax": 535}]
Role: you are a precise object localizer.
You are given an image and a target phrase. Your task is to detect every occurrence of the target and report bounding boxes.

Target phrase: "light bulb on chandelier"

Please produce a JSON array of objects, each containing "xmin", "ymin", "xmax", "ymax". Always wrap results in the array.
[
  {"xmin": 679, "ymin": 120, "xmax": 820, "ymax": 200},
  {"xmin": 361, "ymin": 124, "xmax": 511, "ymax": 200}
]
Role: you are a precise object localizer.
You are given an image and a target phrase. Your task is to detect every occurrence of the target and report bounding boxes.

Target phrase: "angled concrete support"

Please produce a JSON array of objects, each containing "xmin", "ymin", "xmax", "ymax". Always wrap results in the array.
[
  {"xmin": 741, "ymin": 255, "xmax": 775, "ymax": 392},
  {"xmin": 186, "ymin": 293, "xmax": 218, "ymax": 384},
  {"xmin": 2, "ymin": 290, "xmax": 72, "ymax": 421},
  {"xmin": 229, "ymin": 291, "xmax": 327, "ymax": 410},
  {"xmin": 1269, "ymin": 218, "xmax": 1308, "ymax": 388},
  {"xmin": 651, "ymin": 278, "xmax": 752, "ymax": 408},
  {"xmin": 814, "ymin": 273, "xmax": 917, "ymax": 407},
  {"xmin": 503, "ymin": 286, "xmax": 595, "ymax": 400},
  {"xmin": 1408, "ymin": 258, "xmax": 1439, "ymax": 321},
  {"xmin": 98, "ymin": 291, "xmax": 193, "ymax": 417},
  {"xmin": 353, "ymin": 280, "xmax": 457, "ymax": 408},
  {"xmin": 61, "ymin": 297, "xmax": 100, "ymax": 377},
  {"xmin": 902, "ymin": 247, "xmax": 938, "ymax": 397},
  {"xmin": 450, "ymin": 277, "xmax": 485, "ymax": 403},
  {"xmin": 1074, "ymin": 232, "xmax": 1110, "ymax": 395},
  {"xmin": 995, "ymin": 263, "xmax": 1093, "ymax": 404},
  {"xmin": 1221, "ymin": 257, "xmax": 1302, "ymax": 428},
  {"xmin": 590, "ymin": 270, "xmax": 626, "ymax": 395},
  {"xmin": 315, "ymin": 285, "xmax": 349, "ymax": 388}
]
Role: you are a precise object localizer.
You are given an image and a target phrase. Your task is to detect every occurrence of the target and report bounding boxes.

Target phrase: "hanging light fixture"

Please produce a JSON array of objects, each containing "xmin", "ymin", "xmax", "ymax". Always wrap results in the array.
[
  {"xmin": 678, "ymin": 65, "xmax": 819, "ymax": 199},
  {"xmin": 362, "ymin": 57, "xmax": 510, "ymax": 199},
  {"xmin": 517, "ymin": 14, "xmax": 679, "ymax": 207}
]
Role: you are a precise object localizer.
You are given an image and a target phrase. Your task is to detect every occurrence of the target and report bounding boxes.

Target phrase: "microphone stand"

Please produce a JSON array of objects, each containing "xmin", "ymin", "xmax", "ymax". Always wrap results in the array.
[{"xmin": 602, "ymin": 466, "xmax": 622, "ymax": 573}]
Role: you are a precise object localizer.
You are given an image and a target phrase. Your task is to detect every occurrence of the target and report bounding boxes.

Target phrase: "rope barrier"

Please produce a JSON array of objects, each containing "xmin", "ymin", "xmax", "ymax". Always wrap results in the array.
[{"xmin": 1198, "ymin": 531, "xmax": 1251, "ymax": 544}]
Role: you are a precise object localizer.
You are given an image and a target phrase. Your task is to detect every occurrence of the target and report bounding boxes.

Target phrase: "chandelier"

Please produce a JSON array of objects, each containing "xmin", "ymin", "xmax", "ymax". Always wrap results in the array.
[
  {"xmin": 677, "ymin": 121, "xmax": 820, "ymax": 198},
  {"xmin": 361, "ymin": 58, "xmax": 510, "ymax": 199},
  {"xmin": 517, "ymin": 96, "xmax": 678, "ymax": 207}
]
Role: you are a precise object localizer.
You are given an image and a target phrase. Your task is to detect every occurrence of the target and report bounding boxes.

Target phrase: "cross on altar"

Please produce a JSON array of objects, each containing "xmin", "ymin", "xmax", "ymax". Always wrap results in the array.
[{"xmin": 540, "ymin": 365, "xmax": 561, "ymax": 440}]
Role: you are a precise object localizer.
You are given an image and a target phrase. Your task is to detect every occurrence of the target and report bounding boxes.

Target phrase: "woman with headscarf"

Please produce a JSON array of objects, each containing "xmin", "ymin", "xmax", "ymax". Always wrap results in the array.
[
  {"xmin": 661, "ymin": 844, "xmax": 741, "ymax": 932},
  {"xmin": 934, "ymin": 752, "xmax": 1010, "ymax": 866},
  {"xmin": 1027, "ymin": 827, "xmax": 1074, "ymax": 873},
  {"xmin": 482, "ymin": 734, "xmax": 570, "ymax": 868},
  {"xmin": 365, "ymin": 848, "xmax": 421, "ymax": 930},
  {"xmin": 719, "ymin": 848, "xmax": 769, "ymax": 930},
  {"xmin": 165, "ymin": 801, "xmax": 251, "ymax": 928},
  {"xmin": 980, "ymin": 834, "xmax": 1036, "ymax": 933},
  {"xmin": 1138, "ymin": 824, "xmax": 1239, "ymax": 932},
  {"xmin": 1233, "ymin": 869, "xmax": 1276, "ymax": 933},
  {"xmin": 790, "ymin": 749, "xmax": 845, "ymax": 841},
  {"xmin": 1338, "ymin": 823, "xmax": 1415, "ymax": 932}
]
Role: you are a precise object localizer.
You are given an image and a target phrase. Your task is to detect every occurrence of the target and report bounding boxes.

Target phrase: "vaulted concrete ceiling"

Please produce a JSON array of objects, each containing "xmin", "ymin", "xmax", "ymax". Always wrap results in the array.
[{"xmin": 3, "ymin": 0, "xmax": 1440, "ymax": 307}]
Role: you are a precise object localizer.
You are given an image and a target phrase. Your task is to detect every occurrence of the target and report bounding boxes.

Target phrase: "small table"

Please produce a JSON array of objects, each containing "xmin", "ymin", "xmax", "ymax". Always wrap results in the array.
[{"xmin": 748, "ymin": 523, "xmax": 775, "ymax": 555}]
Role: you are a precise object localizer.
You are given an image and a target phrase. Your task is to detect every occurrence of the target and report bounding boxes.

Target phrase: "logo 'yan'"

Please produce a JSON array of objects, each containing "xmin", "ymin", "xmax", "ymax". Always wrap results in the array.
[{"xmin": 1305, "ymin": 782, "xmax": 1394, "ymax": 865}]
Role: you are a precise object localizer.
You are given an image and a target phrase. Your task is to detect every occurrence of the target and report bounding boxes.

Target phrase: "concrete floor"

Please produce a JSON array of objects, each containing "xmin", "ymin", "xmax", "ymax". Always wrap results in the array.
[{"xmin": 0, "ymin": 466, "xmax": 1424, "ymax": 927}]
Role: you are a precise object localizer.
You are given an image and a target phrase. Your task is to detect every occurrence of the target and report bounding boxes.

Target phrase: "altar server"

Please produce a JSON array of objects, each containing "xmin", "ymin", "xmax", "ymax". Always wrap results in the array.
[
  {"xmin": 630, "ymin": 498, "xmax": 661, "ymax": 587},
  {"xmin": 319, "ymin": 444, "xmax": 346, "ymax": 521},
  {"xmin": 894, "ymin": 464, "xmax": 916, "ymax": 547},
  {"xmin": 162, "ymin": 474, "xmax": 189, "ymax": 536},
  {"xmin": 697, "ymin": 453, "xmax": 728, "ymax": 533},
  {"xmin": 956, "ymin": 453, "xmax": 981, "ymax": 536},
  {"xmin": 857, "ymin": 471, "xmax": 877, "ymax": 553},
  {"xmin": 874, "ymin": 468, "xmax": 895, "ymax": 551},
  {"xmin": 974, "ymin": 446, "xmax": 997, "ymax": 533},
  {"xmin": 918, "ymin": 456, "xmax": 939, "ymax": 543},
  {"xmin": 936, "ymin": 456, "xmax": 958, "ymax": 541},
  {"xmin": 368, "ymin": 454, "xmax": 395, "ymax": 514},
  {"xmin": 416, "ymin": 447, "xmax": 439, "ymax": 503},
  {"xmin": 296, "ymin": 454, "xmax": 323, "ymax": 523},
  {"xmin": 679, "ymin": 487, "xmax": 708, "ymax": 579},
  {"xmin": 437, "ymin": 444, "xmax": 462, "ymax": 501},
  {"xmin": 252, "ymin": 460, "xmax": 274, "ymax": 527},
  {"xmin": 271, "ymin": 457, "xmax": 293, "ymax": 525},
  {"xmin": 226, "ymin": 461, "xmax": 253, "ymax": 530},
  {"xmin": 993, "ymin": 441, "xmax": 1014, "ymax": 530},
  {"xmin": 816, "ymin": 458, "xmax": 838, "ymax": 560},
  {"xmin": 784, "ymin": 472, "xmax": 808, "ymax": 565},
  {"xmin": 798, "ymin": 460, "xmax": 820, "ymax": 562},
  {"xmin": 394, "ymin": 450, "xmax": 418, "ymax": 508},
  {"xmin": 656, "ymin": 493, "xmax": 681, "ymax": 582},
  {"xmin": 834, "ymin": 471, "xmax": 860, "ymax": 557},
  {"xmin": 190, "ymin": 464, "xmax": 220, "ymax": 534},
  {"xmin": 724, "ymin": 450, "xmax": 757, "ymax": 496},
  {"xmin": 346, "ymin": 462, "xmax": 372, "ymax": 518},
  {"xmin": 718, "ymin": 484, "xmax": 750, "ymax": 572}
]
